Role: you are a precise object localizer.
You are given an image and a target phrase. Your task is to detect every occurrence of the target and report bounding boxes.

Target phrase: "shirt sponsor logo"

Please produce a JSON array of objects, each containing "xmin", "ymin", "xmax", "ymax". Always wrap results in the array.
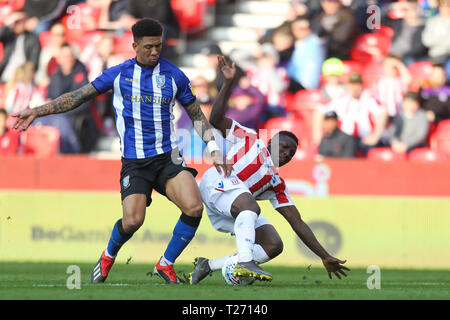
[{"xmin": 123, "ymin": 94, "xmax": 172, "ymax": 104}]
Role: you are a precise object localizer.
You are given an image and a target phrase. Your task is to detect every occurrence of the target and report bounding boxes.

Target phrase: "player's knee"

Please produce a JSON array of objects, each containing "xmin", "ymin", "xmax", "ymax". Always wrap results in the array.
[
  {"xmin": 267, "ymin": 239, "xmax": 284, "ymax": 259},
  {"xmin": 122, "ymin": 215, "xmax": 145, "ymax": 233},
  {"xmin": 232, "ymin": 204, "xmax": 261, "ymax": 217},
  {"xmin": 183, "ymin": 201, "xmax": 203, "ymax": 218}
]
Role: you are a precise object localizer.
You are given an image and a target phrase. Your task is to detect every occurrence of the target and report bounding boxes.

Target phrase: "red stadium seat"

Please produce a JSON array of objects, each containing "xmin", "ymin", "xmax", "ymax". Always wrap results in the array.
[
  {"xmin": 341, "ymin": 60, "xmax": 363, "ymax": 82},
  {"xmin": 21, "ymin": 126, "xmax": 61, "ymax": 158},
  {"xmin": 0, "ymin": 83, "xmax": 4, "ymax": 104},
  {"xmin": 377, "ymin": 25, "xmax": 394, "ymax": 39},
  {"xmin": 430, "ymin": 119, "xmax": 450, "ymax": 156},
  {"xmin": 263, "ymin": 117, "xmax": 304, "ymax": 149},
  {"xmin": 61, "ymin": 3, "xmax": 101, "ymax": 44},
  {"xmin": 11, "ymin": 0, "xmax": 25, "ymax": 10},
  {"xmin": 367, "ymin": 147, "xmax": 407, "ymax": 161},
  {"xmin": 287, "ymin": 89, "xmax": 324, "ymax": 112},
  {"xmin": 408, "ymin": 148, "xmax": 447, "ymax": 162},
  {"xmin": 284, "ymin": 90, "xmax": 324, "ymax": 149},
  {"xmin": 408, "ymin": 61, "xmax": 433, "ymax": 91},
  {"xmin": 78, "ymin": 31, "xmax": 105, "ymax": 51},
  {"xmin": 114, "ymin": 32, "xmax": 135, "ymax": 59},
  {"xmin": 350, "ymin": 33, "xmax": 391, "ymax": 64},
  {"xmin": 171, "ymin": 0, "xmax": 209, "ymax": 35},
  {"xmin": 362, "ymin": 61, "xmax": 384, "ymax": 89},
  {"xmin": 0, "ymin": 5, "xmax": 13, "ymax": 27},
  {"xmin": 39, "ymin": 31, "xmax": 52, "ymax": 49}
]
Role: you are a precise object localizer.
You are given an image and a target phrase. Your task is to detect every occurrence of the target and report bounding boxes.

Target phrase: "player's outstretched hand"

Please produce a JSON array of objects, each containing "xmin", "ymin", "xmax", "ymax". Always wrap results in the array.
[
  {"xmin": 217, "ymin": 55, "xmax": 236, "ymax": 81},
  {"xmin": 211, "ymin": 150, "xmax": 233, "ymax": 177},
  {"xmin": 322, "ymin": 256, "xmax": 350, "ymax": 280},
  {"xmin": 12, "ymin": 108, "xmax": 38, "ymax": 132}
]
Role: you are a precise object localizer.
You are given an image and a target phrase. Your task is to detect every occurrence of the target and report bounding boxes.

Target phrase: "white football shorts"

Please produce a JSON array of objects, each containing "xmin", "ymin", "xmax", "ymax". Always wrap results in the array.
[{"xmin": 199, "ymin": 167, "xmax": 271, "ymax": 234}]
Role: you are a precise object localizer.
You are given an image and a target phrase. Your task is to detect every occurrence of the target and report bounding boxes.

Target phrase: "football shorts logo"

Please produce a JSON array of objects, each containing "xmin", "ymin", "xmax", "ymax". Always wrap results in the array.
[
  {"xmin": 122, "ymin": 175, "xmax": 130, "ymax": 189},
  {"xmin": 214, "ymin": 181, "xmax": 225, "ymax": 192},
  {"xmin": 155, "ymin": 75, "xmax": 165, "ymax": 88}
]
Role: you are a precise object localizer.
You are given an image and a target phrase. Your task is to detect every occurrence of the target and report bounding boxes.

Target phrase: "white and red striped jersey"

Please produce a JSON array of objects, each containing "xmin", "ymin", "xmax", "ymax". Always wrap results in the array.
[
  {"xmin": 373, "ymin": 76, "xmax": 406, "ymax": 117},
  {"xmin": 215, "ymin": 120, "xmax": 294, "ymax": 209},
  {"xmin": 320, "ymin": 90, "xmax": 384, "ymax": 138}
]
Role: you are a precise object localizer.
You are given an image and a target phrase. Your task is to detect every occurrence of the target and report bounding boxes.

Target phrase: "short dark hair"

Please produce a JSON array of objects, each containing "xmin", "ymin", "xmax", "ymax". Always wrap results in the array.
[
  {"xmin": 433, "ymin": 63, "xmax": 445, "ymax": 70},
  {"xmin": 384, "ymin": 54, "xmax": 402, "ymax": 62},
  {"xmin": 278, "ymin": 131, "xmax": 299, "ymax": 146},
  {"xmin": 132, "ymin": 18, "xmax": 163, "ymax": 42},
  {"xmin": 0, "ymin": 109, "xmax": 7, "ymax": 116},
  {"xmin": 292, "ymin": 14, "xmax": 311, "ymax": 25}
]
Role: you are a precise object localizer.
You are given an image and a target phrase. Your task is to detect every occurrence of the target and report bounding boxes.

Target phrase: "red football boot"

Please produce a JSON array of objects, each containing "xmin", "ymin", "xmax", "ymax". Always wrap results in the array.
[{"xmin": 91, "ymin": 251, "xmax": 115, "ymax": 283}]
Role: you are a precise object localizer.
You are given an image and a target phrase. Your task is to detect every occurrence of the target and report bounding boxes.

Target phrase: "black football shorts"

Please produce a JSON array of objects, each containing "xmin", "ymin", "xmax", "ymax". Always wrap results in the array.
[{"xmin": 119, "ymin": 148, "xmax": 198, "ymax": 207}]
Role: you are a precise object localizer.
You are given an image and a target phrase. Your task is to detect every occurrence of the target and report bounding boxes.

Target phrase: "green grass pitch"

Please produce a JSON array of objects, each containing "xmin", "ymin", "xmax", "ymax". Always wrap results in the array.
[{"xmin": 0, "ymin": 262, "xmax": 448, "ymax": 300}]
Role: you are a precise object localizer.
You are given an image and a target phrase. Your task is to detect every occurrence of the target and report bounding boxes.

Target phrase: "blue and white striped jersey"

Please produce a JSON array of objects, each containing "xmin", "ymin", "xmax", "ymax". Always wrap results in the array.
[{"xmin": 92, "ymin": 58, "xmax": 196, "ymax": 159}]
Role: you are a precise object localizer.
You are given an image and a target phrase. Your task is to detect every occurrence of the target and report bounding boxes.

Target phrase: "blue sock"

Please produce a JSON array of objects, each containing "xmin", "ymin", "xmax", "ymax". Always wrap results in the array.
[
  {"xmin": 163, "ymin": 213, "xmax": 201, "ymax": 264},
  {"xmin": 106, "ymin": 219, "xmax": 133, "ymax": 258}
]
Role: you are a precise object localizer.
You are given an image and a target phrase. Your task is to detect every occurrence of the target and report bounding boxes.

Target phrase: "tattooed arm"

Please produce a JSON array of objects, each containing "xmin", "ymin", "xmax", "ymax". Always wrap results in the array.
[
  {"xmin": 12, "ymin": 83, "xmax": 100, "ymax": 132},
  {"xmin": 184, "ymin": 100, "xmax": 233, "ymax": 177},
  {"xmin": 184, "ymin": 100, "xmax": 216, "ymax": 146}
]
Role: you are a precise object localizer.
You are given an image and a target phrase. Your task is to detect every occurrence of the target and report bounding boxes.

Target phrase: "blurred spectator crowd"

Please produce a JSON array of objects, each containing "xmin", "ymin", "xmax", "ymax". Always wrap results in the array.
[{"xmin": 0, "ymin": 0, "xmax": 449, "ymax": 162}]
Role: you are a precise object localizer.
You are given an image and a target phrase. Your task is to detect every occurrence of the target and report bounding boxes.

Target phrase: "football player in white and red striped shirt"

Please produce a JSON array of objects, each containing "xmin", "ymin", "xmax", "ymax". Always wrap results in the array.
[{"xmin": 189, "ymin": 56, "xmax": 350, "ymax": 284}]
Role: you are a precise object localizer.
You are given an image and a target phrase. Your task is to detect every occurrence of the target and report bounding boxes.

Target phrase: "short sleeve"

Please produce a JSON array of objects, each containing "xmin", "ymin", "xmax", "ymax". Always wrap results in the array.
[
  {"xmin": 269, "ymin": 178, "xmax": 294, "ymax": 209},
  {"xmin": 91, "ymin": 64, "xmax": 122, "ymax": 94},
  {"xmin": 173, "ymin": 68, "xmax": 196, "ymax": 107},
  {"xmin": 256, "ymin": 177, "xmax": 294, "ymax": 209}
]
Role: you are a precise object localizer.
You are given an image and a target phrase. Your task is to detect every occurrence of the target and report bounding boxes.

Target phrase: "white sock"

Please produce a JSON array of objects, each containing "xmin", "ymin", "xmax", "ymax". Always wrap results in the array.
[
  {"xmin": 234, "ymin": 210, "xmax": 258, "ymax": 263},
  {"xmin": 253, "ymin": 244, "xmax": 270, "ymax": 264},
  {"xmin": 159, "ymin": 255, "xmax": 173, "ymax": 266},
  {"xmin": 208, "ymin": 253, "xmax": 236, "ymax": 271}
]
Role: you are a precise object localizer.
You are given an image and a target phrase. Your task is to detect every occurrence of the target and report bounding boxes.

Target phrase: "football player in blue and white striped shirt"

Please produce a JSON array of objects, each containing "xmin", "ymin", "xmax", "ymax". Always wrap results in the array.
[{"xmin": 13, "ymin": 18, "xmax": 232, "ymax": 284}]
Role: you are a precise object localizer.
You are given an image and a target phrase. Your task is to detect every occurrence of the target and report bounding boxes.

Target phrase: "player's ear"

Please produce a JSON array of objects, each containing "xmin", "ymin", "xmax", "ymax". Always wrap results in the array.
[{"xmin": 132, "ymin": 41, "xmax": 138, "ymax": 51}]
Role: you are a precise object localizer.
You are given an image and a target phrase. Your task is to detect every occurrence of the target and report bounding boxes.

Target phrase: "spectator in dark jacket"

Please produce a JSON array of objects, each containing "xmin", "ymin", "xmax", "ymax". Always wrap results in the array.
[
  {"xmin": 311, "ymin": 0, "xmax": 359, "ymax": 60},
  {"xmin": 318, "ymin": 110, "xmax": 357, "ymax": 158},
  {"xmin": 420, "ymin": 64, "xmax": 450, "ymax": 124},
  {"xmin": 389, "ymin": 91, "xmax": 429, "ymax": 153},
  {"xmin": 47, "ymin": 44, "xmax": 99, "ymax": 153},
  {"xmin": 0, "ymin": 11, "xmax": 41, "ymax": 83},
  {"xmin": 382, "ymin": 0, "xmax": 428, "ymax": 65},
  {"xmin": 226, "ymin": 77, "xmax": 267, "ymax": 130}
]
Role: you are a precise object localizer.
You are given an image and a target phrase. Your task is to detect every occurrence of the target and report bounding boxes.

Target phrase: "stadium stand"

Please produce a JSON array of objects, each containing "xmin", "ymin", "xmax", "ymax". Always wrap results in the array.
[
  {"xmin": 408, "ymin": 147, "xmax": 447, "ymax": 161},
  {"xmin": 0, "ymin": 0, "xmax": 448, "ymax": 161},
  {"xmin": 367, "ymin": 147, "xmax": 407, "ymax": 161},
  {"xmin": 20, "ymin": 125, "xmax": 60, "ymax": 158},
  {"xmin": 430, "ymin": 119, "xmax": 450, "ymax": 157}
]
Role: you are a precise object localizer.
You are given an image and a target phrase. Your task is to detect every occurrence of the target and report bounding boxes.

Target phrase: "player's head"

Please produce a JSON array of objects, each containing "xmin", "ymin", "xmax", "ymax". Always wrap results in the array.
[
  {"xmin": 268, "ymin": 131, "xmax": 298, "ymax": 167},
  {"xmin": 132, "ymin": 18, "xmax": 164, "ymax": 67}
]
